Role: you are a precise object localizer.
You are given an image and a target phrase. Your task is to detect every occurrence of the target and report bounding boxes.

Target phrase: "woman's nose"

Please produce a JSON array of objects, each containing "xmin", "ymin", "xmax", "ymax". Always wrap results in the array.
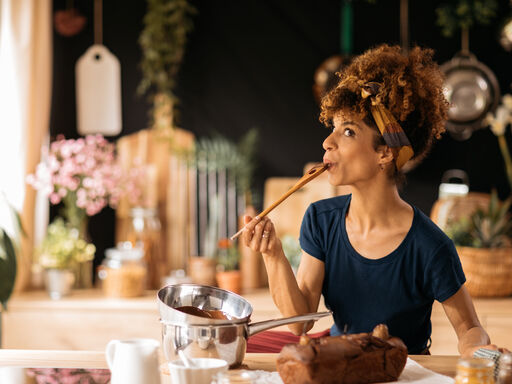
[{"xmin": 323, "ymin": 134, "xmax": 334, "ymax": 151}]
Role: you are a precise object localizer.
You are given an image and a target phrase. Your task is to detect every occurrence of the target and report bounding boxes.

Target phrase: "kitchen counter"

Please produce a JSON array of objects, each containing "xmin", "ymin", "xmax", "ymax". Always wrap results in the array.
[
  {"xmin": 1, "ymin": 289, "xmax": 333, "ymax": 351},
  {"xmin": 3, "ymin": 289, "xmax": 512, "ymax": 354},
  {"xmin": 0, "ymin": 349, "xmax": 459, "ymax": 377}
]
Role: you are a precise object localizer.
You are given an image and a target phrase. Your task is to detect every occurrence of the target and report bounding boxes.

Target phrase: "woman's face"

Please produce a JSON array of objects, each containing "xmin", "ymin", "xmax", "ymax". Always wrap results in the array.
[{"xmin": 322, "ymin": 112, "xmax": 383, "ymax": 186}]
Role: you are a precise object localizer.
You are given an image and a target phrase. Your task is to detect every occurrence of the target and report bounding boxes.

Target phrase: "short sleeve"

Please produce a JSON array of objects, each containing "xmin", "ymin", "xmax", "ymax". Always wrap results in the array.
[
  {"xmin": 299, "ymin": 204, "xmax": 325, "ymax": 261},
  {"xmin": 424, "ymin": 240, "xmax": 466, "ymax": 302}
]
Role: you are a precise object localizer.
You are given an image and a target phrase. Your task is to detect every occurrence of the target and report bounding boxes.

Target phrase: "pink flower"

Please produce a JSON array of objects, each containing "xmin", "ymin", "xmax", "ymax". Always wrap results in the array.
[
  {"xmin": 50, "ymin": 192, "xmax": 61, "ymax": 205},
  {"xmin": 27, "ymin": 134, "xmax": 143, "ymax": 218}
]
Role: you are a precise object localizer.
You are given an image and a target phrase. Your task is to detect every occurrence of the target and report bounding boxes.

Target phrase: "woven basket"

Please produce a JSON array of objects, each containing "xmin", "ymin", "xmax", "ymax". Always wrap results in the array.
[
  {"xmin": 430, "ymin": 192, "xmax": 491, "ymax": 230},
  {"xmin": 457, "ymin": 246, "xmax": 512, "ymax": 297}
]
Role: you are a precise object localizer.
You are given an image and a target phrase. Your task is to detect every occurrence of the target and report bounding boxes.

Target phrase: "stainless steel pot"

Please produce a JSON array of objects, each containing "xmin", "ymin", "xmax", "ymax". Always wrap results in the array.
[
  {"xmin": 441, "ymin": 51, "xmax": 500, "ymax": 140},
  {"xmin": 158, "ymin": 284, "xmax": 332, "ymax": 367}
]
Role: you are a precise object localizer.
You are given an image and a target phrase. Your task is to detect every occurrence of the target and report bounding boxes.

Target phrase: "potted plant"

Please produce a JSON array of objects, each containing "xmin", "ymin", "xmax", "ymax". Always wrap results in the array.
[
  {"xmin": 441, "ymin": 94, "xmax": 512, "ymax": 297},
  {"xmin": 445, "ymin": 190, "xmax": 512, "ymax": 297},
  {"xmin": 188, "ymin": 130, "xmax": 259, "ymax": 289},
  {"xmin": 187, "ymin": 131, "xmax": 259, "ymax": 287},
  {"xmin": 0, "ymin": 196, "xmax": 23, "ymax": 348},
  {"xmin": 215, "ymin": 238, "xmax": 241, "ymax": 294},
  {"xmin": 36, "ymin": 218, "xmax": 96, "ymax": 299},
  {"xmin": 0, "ymin": 229, "xmax": 16, "ymax": 322}
]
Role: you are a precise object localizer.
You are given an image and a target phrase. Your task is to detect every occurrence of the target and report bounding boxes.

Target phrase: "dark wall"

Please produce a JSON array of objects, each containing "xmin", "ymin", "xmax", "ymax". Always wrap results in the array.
[{"xmin": 51, "ymin": 0, "xmax": 512, "ymax": 261}]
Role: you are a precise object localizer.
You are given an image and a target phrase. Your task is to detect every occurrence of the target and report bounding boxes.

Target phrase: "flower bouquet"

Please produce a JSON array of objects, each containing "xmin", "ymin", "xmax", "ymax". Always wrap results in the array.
[
  {"xmin": 27, "ymin": 134, "xmax": 142, "ymax": 288},
  {"xmin": 27, "ymin": 134, "xmax": 131, "ymax": 228},
  {"xmin": 27, "ymin": 368, "xmax": 110, "ymax": 384}
]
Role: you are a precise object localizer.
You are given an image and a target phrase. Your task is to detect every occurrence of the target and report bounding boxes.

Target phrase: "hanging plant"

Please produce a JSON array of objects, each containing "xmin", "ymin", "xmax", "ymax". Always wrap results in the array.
[
  {"xmin": 138, "ymin": 0, "xmax": 196, "ymax": 128},
  {"xmin": 436, "ymin": 0, "xmax": 498, "ymax": 37}
]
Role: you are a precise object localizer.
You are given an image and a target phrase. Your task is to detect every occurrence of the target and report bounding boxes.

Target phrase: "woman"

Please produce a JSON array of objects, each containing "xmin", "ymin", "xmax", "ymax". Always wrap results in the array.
[{"xmin": 242, "ymin": 44, "xmax": 508, "ymax": 357}]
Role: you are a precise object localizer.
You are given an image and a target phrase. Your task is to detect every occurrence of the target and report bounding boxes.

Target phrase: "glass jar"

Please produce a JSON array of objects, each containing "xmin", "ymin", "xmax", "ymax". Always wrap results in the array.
[
  {"xmin": 98, "ymin": 243, "xmax": 146, "ymax": 298},
  {"xmin": 498, "ymin": 353, "xmax": 512, "ymax": 384},
  {"xmin": 456, "ymin": 358, "xmax": 495, "ymax": 384},
  {"xmin": 127, "ymin": 207, "xmax": 163, "ymax": 289},
  {"xmin": 211, "ymin": 370, "xmax": 265, "ymax": 384}
]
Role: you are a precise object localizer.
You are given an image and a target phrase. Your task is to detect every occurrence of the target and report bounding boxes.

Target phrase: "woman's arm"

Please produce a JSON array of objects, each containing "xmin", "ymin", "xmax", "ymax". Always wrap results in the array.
[
  {"xmin": 442, "ymin": 285, "xmax": 509, "ymax": 357},
  {"xmin": 241, "ymin": 216, "xmax": 325, "ymax": 334},
  {"xmin": 264, "ymin": 250, "xmax": 325, "ymax": 334}
]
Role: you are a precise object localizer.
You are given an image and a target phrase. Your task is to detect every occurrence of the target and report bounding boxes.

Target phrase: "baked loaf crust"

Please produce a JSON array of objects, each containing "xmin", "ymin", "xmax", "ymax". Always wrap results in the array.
[{"xmin": 277, "ymin": 324, "xmax": 408, "ymax": 384}]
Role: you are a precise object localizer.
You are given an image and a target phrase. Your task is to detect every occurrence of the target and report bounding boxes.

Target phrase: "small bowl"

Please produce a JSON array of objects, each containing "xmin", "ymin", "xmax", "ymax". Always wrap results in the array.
[{"xmin": 167, "ymin": 358, "xmax": 228, "ymax": 384}]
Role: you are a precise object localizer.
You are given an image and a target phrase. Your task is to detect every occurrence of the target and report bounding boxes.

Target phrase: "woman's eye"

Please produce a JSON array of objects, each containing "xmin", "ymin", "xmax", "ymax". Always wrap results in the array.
[{"xmin": 343, "ymin": 128, "xmax": 354, "ymax": 137}]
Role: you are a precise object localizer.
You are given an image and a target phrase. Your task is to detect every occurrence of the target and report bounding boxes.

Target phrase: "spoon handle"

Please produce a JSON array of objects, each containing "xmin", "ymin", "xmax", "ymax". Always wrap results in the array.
[
  {"xmin": 230, "ymin": 163, "xmax": 328, "ymax": 240},
  {"xmin": 178, "ymin": 349, "xmax": 194, "ymax": 368}
]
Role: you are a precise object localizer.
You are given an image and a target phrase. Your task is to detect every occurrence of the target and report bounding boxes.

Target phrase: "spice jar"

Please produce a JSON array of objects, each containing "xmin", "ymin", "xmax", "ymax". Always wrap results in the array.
[
  {"xmin": 98, "ymin": 243, "xmax": 146, "ymax": 298},
  {"xmin": 126, "ymin": 207, "xmax": 164, "ymax": 289},
  {"xmin": 498, "ymin": 353, "xmax": 512, "ymax": 384},
  {"xmin": 456, "ymin": 358, "xmax": 495, "ymax": 384}
]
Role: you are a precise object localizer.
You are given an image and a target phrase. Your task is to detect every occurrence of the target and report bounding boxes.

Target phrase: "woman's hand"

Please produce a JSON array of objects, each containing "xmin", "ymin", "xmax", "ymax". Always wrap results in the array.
[
  {"xmin": 462, "ymin": 344, "xmax": 511, "ymax": 358},
  {"xmin": 241, "ymin": 215, "xmax": 282, "ymax": 257}
]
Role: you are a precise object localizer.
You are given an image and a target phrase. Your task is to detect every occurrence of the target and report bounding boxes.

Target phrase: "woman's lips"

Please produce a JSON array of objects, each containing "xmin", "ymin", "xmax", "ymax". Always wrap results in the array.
[{"xmin": 323, "ymin": 160, "xmax": 335, "ymax": 170}]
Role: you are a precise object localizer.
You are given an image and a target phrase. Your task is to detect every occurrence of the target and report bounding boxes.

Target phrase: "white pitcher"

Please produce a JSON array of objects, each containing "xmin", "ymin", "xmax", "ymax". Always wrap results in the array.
[{"xmin": 106, "ymin": 338, "xmax": 161, "ymax": 384}]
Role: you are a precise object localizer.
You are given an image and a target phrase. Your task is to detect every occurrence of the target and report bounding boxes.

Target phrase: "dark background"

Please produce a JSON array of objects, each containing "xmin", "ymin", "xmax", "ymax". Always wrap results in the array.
[{"xmin": 51, "ymin": 0, "xmax": 512, "ymax": 263}]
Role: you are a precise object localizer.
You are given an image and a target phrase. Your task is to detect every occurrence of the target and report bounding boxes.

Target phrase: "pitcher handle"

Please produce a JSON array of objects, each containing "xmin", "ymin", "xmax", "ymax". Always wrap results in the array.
[{"xmin": 105, "ymin": 339, "xmax": 119, "ymax": 370}]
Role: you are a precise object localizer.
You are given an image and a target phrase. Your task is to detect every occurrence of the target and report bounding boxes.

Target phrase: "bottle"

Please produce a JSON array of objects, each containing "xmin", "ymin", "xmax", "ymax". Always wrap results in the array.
[
  {"xmin": 455, "ymin": 358, "xmax": 495, "ymax": 384},
  {"xmin": 498, "ymin": 353, "xmax": 512, "ymax": 384},
  {"xmin": 98, "ymin": 242, "xmax": 146, "ymax": 298},
  {"xmin": 127, "ymin": 207, "xmax": 164, "ymax": 289}
]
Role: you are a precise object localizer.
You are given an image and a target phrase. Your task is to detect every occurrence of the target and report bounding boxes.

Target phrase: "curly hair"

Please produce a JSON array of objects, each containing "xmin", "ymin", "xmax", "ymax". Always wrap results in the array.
[{"xmin": 320, "ymin": 44, "xmax": 448, "ymax": 166}]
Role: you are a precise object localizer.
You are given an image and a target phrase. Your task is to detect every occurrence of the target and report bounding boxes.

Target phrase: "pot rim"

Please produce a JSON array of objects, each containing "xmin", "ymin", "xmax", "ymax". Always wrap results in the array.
[{"xmin": 157, "ymin": 283, "xmax": 253, "ymax": 325}]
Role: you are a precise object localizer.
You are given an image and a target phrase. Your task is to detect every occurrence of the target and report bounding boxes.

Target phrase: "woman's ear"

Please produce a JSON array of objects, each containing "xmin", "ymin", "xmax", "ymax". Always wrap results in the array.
[{"xmin": 377, "ymin": 145, "xmax": 394, "ymax": 167}]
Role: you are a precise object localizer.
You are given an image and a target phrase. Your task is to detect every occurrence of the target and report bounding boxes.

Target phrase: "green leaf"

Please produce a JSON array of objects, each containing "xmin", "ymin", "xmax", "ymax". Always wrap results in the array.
[
  {"xmin": 436, "ymin": 0, "xmax": 498, "ymax": 37},
  {"xmin": 0, "ymin": 229, "xmax": 17, "ymax": 310},
  {"xmin": 13, "ymin": 209, "xmax": 26, "ymax": 238}
]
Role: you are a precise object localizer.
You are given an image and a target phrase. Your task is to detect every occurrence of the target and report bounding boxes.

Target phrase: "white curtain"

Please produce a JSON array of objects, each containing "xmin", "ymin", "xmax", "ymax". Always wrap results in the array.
[{"xmin": 0, "ymin": 0, "xmax": 52, "ymax": 290}]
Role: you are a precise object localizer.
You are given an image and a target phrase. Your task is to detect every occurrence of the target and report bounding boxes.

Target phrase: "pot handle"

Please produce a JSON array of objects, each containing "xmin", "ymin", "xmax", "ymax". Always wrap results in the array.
[{"xmin": 247, "ymin": 311, "xmax": 332, "ymax": 337}]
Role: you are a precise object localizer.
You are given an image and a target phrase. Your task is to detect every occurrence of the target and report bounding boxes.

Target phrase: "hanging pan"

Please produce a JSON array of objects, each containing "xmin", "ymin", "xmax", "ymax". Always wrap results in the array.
[{"xmin": 441, "ymin": 29, "xmax": 500, "ymax": 140}]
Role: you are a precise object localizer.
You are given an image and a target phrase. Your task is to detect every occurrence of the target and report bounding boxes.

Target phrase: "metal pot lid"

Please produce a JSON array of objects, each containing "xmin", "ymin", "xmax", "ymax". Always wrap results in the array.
[
  {"xmin": 158, "ymin": 284, "xmax": 253, "ymax": 326},
  {"xmin": 441, "ymin": 52, "xmax": 500, "ymax": 140}
]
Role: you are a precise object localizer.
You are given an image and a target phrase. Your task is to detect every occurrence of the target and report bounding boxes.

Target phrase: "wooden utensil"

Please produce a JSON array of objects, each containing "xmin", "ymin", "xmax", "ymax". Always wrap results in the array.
[{"xmin": 230, "ymin": 163, "xmax": 328, "ymax": 240}]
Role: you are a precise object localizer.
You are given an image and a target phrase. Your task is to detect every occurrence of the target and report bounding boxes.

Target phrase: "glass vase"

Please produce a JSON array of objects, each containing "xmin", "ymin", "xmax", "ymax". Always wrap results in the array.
[{"xmin": 63, "ymin": 195, "xmax": 94, "ymax": 289}]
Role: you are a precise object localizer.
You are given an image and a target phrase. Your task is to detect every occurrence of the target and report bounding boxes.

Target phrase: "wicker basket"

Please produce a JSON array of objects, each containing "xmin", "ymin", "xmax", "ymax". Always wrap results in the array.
[
  {"xmin": 457, "ymin": 246, "xmax": 512, "ymax": 297},
  {"xmin": 430, "ymin": 192, "xmax": 491, "ymax": 230}
]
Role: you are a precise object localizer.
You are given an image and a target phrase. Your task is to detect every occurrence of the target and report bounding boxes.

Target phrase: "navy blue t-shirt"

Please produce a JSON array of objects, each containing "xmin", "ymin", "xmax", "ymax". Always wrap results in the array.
[{"xmin": 299, "ymin": 194, "xmax": 466, "ymax": 354}]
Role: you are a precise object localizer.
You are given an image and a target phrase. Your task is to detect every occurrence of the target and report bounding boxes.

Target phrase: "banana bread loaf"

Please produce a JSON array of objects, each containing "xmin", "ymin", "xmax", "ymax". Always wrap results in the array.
[{"xmin": 276, "ymin": 324, "xmax": 408, "ymax": 384}]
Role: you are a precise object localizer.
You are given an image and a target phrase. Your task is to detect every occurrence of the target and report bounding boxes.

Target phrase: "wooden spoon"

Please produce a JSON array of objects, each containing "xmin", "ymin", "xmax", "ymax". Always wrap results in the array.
[{"xmin": 230, "ymin": 163, "xmax": 329, "ymax": 240}]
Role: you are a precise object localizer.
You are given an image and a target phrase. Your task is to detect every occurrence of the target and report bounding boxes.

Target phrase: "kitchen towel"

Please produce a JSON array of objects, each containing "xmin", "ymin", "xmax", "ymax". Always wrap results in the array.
[{"xmin": 388, "ymin": 358, "xmax": 455, "ymax": 383}]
